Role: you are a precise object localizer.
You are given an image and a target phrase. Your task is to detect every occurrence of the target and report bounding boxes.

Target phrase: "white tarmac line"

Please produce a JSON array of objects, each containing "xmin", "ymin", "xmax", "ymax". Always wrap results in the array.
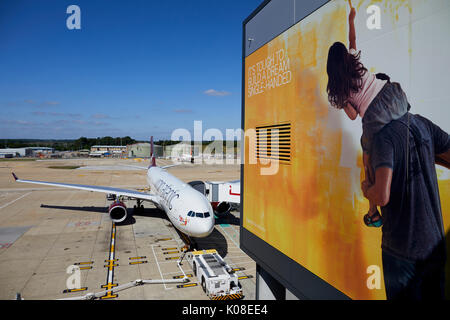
[
  {"xmin": 151, "ymin": 245, "xmax": 172, "ymax": 290},
  {"xmin": 0, "ymin": 192, "xmax": 31, "ymax": 210}
]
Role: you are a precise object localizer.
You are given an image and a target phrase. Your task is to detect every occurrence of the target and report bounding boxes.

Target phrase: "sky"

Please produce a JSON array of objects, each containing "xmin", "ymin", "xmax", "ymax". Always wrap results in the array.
[{"xmin": 0, "ymin": 0, "xmax": 262, "ymax": 140}]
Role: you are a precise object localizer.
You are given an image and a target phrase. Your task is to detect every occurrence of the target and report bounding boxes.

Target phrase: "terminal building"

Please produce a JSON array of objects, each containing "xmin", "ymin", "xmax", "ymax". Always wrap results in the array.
[
  {"xmin": 0, "ymin": 147, "xmax": 54, "ymax": 157},
  {"xmin": 127, "ymin": 143, "xmax": 163, "ymax": 158},
  {"xmin": 0, "ymin": 148, "xmax": 32, "ymax": 157},
  {"xmin": 90, "ymin": 145, "xmax": 127, "ymax": 157},
  {"xmin": 164, "ymin": 142, "xmax": 200, "ymax": 158}
]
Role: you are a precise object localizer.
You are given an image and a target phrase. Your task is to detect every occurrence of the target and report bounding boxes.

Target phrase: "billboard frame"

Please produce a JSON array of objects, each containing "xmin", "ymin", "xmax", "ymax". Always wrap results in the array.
[{"xmin": 240, "ymin": 0, "xmax": 350, "ymax": 300}]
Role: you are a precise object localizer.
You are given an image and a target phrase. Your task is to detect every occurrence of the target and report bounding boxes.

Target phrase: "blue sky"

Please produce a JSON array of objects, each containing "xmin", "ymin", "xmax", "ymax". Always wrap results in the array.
[{"xmin": 0, "ymin": 0, "xmax": 262, "ymax": 140}]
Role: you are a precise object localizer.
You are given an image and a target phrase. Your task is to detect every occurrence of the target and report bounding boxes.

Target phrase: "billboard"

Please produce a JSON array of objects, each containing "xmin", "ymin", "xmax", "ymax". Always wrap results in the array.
[{"xmin": 242, "ymin": 0, "xmax": 450, "ymax": 299}]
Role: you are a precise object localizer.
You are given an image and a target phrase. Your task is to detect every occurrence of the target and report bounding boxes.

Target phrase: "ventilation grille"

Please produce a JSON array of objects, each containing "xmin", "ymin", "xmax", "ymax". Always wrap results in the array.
[{"xmin": 256, "ymin": 122, "xmax": 291, "ymax": 164}]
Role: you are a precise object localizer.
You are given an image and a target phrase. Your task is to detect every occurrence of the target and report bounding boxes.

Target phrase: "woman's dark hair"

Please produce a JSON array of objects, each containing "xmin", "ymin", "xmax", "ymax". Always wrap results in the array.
[{"xmin": 326, "ymin": 42, "xmax": 367, "ymax": 109}]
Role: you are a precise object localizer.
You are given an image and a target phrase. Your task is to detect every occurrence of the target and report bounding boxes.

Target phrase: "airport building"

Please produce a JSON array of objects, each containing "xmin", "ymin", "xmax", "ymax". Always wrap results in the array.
[
  {"xmin": 0, "ymin": 152, "xmax": 14, "ymax": 158},
  {"xmin": 90, "ymin": 145, "xmax": 127, "ymax": 157},
  {"xmin": 127, "ymin": 143, "xmax": 163, "ymax": 158},
  {"xmin": 0, "ymin": 148, "xmax": 33, "ymax": 157},
  {"xmin": 163, "ymin": 142, "xmax": 201, "ymax": 158},
  {"xmin": 0, "ymin": 147, "xmax": 54, "ymax": 157},
  {"xmin": 29, "ymin": 147, "xmax": 54, "ymax": 155}
]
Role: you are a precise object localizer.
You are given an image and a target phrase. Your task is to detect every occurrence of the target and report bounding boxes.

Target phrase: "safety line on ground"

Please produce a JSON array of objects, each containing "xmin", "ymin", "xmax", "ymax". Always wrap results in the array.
[
  {"xmin": 0, "ymin": 192, "xmax": 31, "ymax": 210},
  {"xmin": 100, "ymin": 222, "xmax": 118, "ymax": 299}
]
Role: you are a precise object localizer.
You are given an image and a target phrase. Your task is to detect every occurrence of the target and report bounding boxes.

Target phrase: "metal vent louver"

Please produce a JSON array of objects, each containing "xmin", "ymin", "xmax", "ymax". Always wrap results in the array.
[{"xmin": 255, "ymin": 122, "xmax": 291, "ymax": 164}]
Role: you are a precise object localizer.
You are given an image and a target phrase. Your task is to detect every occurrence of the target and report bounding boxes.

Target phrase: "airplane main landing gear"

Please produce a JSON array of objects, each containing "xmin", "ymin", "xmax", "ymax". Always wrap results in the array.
[
  {"xmin": 133, "ymin": 199, "xmax": 144, "ymax": 214},
  {"xmin": 178, "ymin": 233, "xmax": 197, "ymax": 264}
]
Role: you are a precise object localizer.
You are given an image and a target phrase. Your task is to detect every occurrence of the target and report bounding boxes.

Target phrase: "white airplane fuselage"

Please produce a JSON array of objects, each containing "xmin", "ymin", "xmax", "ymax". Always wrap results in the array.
[{"xmin": 146, "ymin": 166, "xmax": 215, "ymax": 238}]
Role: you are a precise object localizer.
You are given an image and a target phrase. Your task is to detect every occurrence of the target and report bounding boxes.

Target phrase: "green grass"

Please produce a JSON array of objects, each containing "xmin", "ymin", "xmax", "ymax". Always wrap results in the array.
[
  {"xmin": 0, "ymin": 158, "xmax": 37, "ymax": 162},
  {"xmin": 47, "ymin": 165, "xmax": 81, "ymax": 169}
]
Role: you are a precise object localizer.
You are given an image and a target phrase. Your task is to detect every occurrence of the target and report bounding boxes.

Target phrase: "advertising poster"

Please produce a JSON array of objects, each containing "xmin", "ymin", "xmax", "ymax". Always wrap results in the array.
[{"xmin": 244, "ymin": 0, "xmax": 450, "ymax": 299}]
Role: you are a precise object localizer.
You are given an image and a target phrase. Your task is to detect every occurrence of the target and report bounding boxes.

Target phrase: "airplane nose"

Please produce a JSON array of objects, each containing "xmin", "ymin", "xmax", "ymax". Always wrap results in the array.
[{"xmin": 198, "ymin": 217, "xmax": 214, "ymax": 237}]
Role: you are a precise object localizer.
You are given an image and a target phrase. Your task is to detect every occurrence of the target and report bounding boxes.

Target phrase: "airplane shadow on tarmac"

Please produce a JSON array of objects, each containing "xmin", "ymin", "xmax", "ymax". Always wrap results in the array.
[
  {"xmin": 214, "ymin": 211, "xmax": 240, "ymax": 226},
  {"xmin": 39, "ymin": 203, "xmax": 232, "ymax": 258},
  {"xmin": 39, "ymin": 204, "xmax": 168, "ymax": 227},
  {"xmin": 192, "ymin": 211, "xmax": 242, "ymax": 258}
]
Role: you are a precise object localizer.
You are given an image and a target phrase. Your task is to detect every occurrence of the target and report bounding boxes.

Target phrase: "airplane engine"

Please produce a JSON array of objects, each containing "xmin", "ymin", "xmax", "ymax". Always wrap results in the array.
[
  {"xmin": 211, "ymin": 201, "xmax": 232, "ymax": 216},
  {"xmin": 108, "ymin": 201, "xmax": 128, "ymax": 223}
]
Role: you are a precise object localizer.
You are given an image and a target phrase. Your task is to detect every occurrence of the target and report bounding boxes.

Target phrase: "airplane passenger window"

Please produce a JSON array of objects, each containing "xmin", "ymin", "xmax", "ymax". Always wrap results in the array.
[
  {"xmin": 204, "ymin": 212, "xmax": 210, "ymax": 218},
  {"xmin": 196, "ymin": 212, "xmax": 204, "ymax": 218}
]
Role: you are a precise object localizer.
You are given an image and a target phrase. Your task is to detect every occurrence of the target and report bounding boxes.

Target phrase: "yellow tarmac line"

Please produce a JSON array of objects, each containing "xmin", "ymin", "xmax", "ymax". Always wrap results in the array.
[
  {"xmin": 165, "ymin": 256, "xmax": 180, "ymax": 260},
  {"xmin": 176, "ymin": 283, "xmax": 198, "ymax": 289},
  {"xmin": 163, "ymin": 251, "xmax": 179, "ymax": 255},
  {"xmin": 63, "ymin": 287, "xmax": 88, "ymax": 293},
  {"xmin": 129, "ymin": 261, "xmax": 147, "ymax": 265},
  {"xmin": 75, "ymin": 261, "xmax": 94, "ymax": 265},
  {"xmin": 173, "ymin": 274, "xmax": 193, "ymax": 279},
  {"xmin": 79, "ymin": 266, "xmax": 92, "ymax": 270}
]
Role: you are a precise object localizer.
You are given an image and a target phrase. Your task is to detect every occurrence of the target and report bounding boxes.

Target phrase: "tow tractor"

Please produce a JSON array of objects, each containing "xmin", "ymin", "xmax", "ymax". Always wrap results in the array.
[{"xmin": 185, "ymin": 249, "xmax": 243, "ymax": 300}]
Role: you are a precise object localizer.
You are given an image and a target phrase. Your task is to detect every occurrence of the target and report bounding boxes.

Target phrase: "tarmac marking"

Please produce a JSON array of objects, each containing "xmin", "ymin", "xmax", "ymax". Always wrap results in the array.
[
  {"xmin": 163, "ymin": 251, "xmax": 179, "ymax": 255},
  {"xmin": 176, "ymin": 283, "xmax": 198, "ymax": 289},
  {"xmin": 165, "ymin": 256, "xmax": 180, "ymax": 261},
  {"xmin": 0, "ymin": 192, "xmax": 31, "ymax": 210},
  {"xmin": 129, "ymin": 260, "xmax": 147, "ymax": 265},
  {"xmin": 161, "ymin": 247, "xmax": 178, "ymax": 251},
  {"xmin": 79, "ymin": 266, "xmax": 93, "ymax": 270},
  {"xmin": 100, "ymin": 222, "xmax": 119, "ymax": 299},
  {"xmin": 129, "ymin": 256, "xmax": 147, "ymax": 260},
  {"xmin": 173, "ymin": 274, "xmax": 193, "ymax": 279},
  {"xmin": 151, "ymin": 245, "xmax": 171, "ymax": 290},
  {"xmin": 231, "ymin": 267, "xmax": 245, "ymax": 272},
  {"xmin": 156, "ymin": 237, "xmax": 172, "ymax": 242},
  {"xmin": 63, "ymin": 287, "xmax": 88, "ymax": 294},
  {"xmin": 74, "ymin": 261, "xmax": 94, "ymax": 265},
  {"xmin": 67, "ymin": 221, "xmax": 100, "ymax": 228}
]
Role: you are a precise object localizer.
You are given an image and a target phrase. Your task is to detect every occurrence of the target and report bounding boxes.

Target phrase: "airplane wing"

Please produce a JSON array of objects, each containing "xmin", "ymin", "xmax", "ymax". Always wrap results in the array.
[
  {"xmin": 118, "ymin": 164, "xmax": 148, "ymax": 170},
  {"xmin": 11, "ymin": 172, "xmax": 160, "ymax": 204},
  {"xmin": 119, "ymin": 164, "xmax": 180, "ymax": 170},
  {"xmin": 160, "ymin": 164, "xmax": 181, "ymax": 169}
]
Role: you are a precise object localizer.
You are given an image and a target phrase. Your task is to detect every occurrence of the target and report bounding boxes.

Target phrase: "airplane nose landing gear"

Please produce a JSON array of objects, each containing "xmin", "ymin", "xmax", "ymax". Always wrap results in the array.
[{"xmin": 133, "ymin": 199, "xmax": 144, "ymax": 214}]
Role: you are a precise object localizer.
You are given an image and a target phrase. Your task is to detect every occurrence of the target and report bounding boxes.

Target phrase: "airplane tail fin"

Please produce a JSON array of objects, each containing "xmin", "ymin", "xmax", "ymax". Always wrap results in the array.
[{"xmin": 150, "ymin": 136, "xmax": 156, "ymax": 167}]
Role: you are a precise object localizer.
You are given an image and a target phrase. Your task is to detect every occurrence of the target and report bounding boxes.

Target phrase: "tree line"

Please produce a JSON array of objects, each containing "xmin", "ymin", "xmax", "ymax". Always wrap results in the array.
[
  {"xmin": 2, "ymin": 136, "xmax": 136, "ymax": 151},
  {"xmin": 2, "ymin": 137, "xmax": 240, "ymax": 152}
]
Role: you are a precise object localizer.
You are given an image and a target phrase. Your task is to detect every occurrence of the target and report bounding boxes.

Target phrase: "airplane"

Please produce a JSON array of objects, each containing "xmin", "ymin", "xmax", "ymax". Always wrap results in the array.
[{"xmin": 11, "ymin": 137, "xmax": 215, "ymax": 239}]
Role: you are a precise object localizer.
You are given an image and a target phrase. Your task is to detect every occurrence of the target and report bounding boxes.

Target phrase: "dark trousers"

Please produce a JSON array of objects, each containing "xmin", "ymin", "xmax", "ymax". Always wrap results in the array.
[{"xmin": 382, "ymin": 250, "xmax": 445, "ymax": 300}]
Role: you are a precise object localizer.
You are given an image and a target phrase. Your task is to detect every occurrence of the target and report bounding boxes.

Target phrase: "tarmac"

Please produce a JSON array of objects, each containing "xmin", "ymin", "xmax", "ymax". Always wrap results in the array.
[{"xmin": 0, "ymin": 157, "xmax": 255, "ymax": 300}]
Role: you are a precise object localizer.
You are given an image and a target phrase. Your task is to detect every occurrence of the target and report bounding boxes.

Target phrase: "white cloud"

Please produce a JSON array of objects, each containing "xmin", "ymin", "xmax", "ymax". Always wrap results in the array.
[{"xmin": 203, "ymin": 89, "xmax": 231, "ymax": 96}]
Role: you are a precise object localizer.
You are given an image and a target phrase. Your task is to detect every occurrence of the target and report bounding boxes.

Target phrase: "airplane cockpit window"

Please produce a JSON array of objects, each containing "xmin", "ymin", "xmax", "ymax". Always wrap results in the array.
[{"xmin": 188, "ymin": 211, "xmax": 210, "ymax": 218}]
